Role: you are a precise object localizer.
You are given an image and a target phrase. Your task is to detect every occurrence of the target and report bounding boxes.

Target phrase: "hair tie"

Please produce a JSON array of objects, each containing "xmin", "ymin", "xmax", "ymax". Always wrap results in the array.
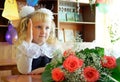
[
  {"xmin": 37, "ymin": 8, "xmax": 54, "ymax": 20},
  {"xmin": 19, "ymin": 5, "xmax": 35, "ymax": 18}
]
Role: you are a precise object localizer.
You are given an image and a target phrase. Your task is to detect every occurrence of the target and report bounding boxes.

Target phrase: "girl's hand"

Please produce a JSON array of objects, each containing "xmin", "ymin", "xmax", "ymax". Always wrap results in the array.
[
  {"xmin": 26, "ymin": 19, "xmax": 33, "ymax": 43},
  {"xmin": 29, "ymin": 67, "xmax": 45, "ymax": 75}
]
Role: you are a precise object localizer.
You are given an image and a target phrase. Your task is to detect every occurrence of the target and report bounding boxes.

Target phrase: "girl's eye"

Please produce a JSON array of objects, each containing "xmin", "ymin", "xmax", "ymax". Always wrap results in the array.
[
  {"xmin": 46, "ymin": 26, "xmax": 50, "ymax": 30},
  {"xmin": 35, "ymin": 26, "xmax": 41, "ymax": 29}
]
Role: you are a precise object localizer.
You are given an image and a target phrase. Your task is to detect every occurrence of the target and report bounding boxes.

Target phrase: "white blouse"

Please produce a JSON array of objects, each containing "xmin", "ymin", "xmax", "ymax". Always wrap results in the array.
[{"xmin": 16, "ymin": 41, "xmax": 55, "ymax": 74}]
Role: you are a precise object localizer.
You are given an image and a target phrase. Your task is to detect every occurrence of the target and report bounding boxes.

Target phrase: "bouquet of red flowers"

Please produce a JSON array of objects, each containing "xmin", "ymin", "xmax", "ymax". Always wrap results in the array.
[{"xmin": 42, "ymin": 47, "xmax": 119, "ymax": 82}]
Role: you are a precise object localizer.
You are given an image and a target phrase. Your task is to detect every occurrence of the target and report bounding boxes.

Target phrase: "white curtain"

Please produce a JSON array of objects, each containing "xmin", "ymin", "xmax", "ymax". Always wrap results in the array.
[
  {"xmin": 95, "ymin": 0, "xmax": 120, "ymax": 58},
  {"xmin": 104, "ymin": 0, "xmax": 120, "ymax": 58}
]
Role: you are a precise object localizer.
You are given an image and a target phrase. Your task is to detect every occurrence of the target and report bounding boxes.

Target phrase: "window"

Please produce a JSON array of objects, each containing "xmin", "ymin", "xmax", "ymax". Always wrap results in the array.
[
  {"xmin": 96, "ymin": 0, "xmax": 120, "ymax": 58},
  {"xmin": 106, "ymin": 0, "xmax": 120, "ymax": 58}
]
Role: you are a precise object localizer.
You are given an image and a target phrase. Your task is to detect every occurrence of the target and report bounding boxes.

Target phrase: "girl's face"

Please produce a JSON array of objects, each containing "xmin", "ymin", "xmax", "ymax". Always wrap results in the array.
[{"xmin": 32, "ymin": 20, "xmax": 51, "ymax": 45}]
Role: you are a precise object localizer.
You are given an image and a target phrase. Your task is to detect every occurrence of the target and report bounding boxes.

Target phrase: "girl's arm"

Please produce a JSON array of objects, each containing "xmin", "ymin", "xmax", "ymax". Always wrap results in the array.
[
  {"xmin": 16, "ymin": 41, "xmax": 40, "ymax": 74},
  {"xmin": 16, "ymin": 19, "xmax": 35, "ymax": 74},
  {"xmin": 16, "ymin": 51, "xmax": 32, "ymax": 74}
]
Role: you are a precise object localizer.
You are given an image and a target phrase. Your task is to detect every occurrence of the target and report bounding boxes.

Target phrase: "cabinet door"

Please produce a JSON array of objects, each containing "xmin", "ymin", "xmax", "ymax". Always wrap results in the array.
[{"xmin": 58, "ymin": 0, "xmax": 96, "ymax": 42}]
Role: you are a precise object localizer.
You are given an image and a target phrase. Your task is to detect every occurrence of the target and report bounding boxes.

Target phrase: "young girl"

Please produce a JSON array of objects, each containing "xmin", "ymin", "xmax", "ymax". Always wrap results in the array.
[{"xmin": 15, "ymin": 6, "xmax": 57, "ymax": 74}]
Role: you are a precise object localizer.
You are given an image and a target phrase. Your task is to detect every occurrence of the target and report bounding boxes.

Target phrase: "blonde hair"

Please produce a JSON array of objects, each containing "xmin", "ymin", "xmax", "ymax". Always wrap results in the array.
[{"xmin": 16, "ymin": 8, "xmax": 57, "ymax": 46}]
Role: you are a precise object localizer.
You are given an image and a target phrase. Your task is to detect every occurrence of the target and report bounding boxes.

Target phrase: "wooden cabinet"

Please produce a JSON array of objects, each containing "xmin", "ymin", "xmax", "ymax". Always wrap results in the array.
[
  {"xmin": 0, "ymin": 0, "xmax": 8, "ymax": 42},
  {"xmin": 57, "ymin": 0, "xmax": 96, "ymax": 42}
]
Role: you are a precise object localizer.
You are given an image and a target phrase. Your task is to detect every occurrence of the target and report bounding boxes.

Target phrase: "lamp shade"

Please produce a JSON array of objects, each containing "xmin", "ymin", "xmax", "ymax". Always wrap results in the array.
[{"xmin": 2, "ymin": 0, "xmax": 19, "ymax": 20}]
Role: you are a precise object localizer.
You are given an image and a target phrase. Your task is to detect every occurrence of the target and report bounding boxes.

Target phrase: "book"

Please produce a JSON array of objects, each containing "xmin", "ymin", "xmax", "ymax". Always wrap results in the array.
[
  {"xmin": 58, "ymin": 11, "xmax": 66, "ymax": 22},
  {"xmin": 58, "ymin": 29, "xmax": 64, "ymax": 42},
  {"xmin": 66, "ymin": 12, "xmax": 75, "ymax": 22},
  {"xmin": 64, "ymin": 29, "xmax": 75, "ymax": 42},
  {"xmin": 74, "ymin": 13, "xmax": 83, "ymax": 22}
]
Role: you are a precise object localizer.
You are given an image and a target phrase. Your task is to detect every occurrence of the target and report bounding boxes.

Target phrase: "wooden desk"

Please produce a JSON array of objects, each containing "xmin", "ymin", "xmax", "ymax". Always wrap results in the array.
[
  {"xmin": 1, "ymin": 75, "xmax": 42, "ymax": 82},
  {"xmin": 0, "ymin": 59, "xmax": 19, "ymax": 75}
]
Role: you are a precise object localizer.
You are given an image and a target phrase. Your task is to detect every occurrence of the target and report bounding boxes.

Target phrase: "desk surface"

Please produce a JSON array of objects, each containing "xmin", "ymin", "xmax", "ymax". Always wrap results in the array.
[{"xmin": 1, "ymin": 75, "xmax": 42, "ymax": 82}]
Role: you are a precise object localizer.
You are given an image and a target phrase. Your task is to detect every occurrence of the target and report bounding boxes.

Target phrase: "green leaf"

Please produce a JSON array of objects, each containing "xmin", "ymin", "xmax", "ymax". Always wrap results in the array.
[
  {"xmin": 79, "ymin": 47, "xmax": 104, "ymax": 56},
  {"xmin": 95, "ymin": 47, "xmax": 104, "ymax": 56},
  {"xmin": 41, "ymin": 70, "xmax": 53, "ymax": 82},
  {"xmin": 41, "ymin": 64, "xmax": 53, "ymax": 82},
  {"xmin": 111, "ymin": 57, "xmax": 120, "ymax": 81}
]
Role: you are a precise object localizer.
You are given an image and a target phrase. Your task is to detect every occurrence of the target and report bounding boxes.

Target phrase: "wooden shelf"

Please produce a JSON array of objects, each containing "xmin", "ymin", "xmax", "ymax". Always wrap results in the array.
[
  {"xmin": 60, "ymin": 21, "xmax": 95, "ymax": 24},
  {"xmin": 59, "ymin": 0, "xmax": 90, "ymax": 4},
  {"xmin": 0, "ymin": 25, "xmax": 8, "ymax": 27},
  {"xmin": 0, "ymin": 8, "xmax": 3, "ymax": 10},
  {"xmin": 53, "ymin": 13, "xmax": 58, "ymax": 15}
]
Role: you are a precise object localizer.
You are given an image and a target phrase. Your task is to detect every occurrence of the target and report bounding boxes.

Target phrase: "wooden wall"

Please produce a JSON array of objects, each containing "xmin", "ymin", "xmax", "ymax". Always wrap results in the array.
[
  {"xmin": 0, "ymin": 42, "xmax": 16, "ymax": 59},
  {"xmin": 0, "ymin": 42, "xmax": 16, "ymax": 82}
]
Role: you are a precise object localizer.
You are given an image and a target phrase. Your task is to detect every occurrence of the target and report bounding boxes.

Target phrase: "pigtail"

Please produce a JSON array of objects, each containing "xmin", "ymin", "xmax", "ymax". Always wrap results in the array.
[{"xmin": 15, "ymin": 17, "xmax": 29, "ymax": 46}]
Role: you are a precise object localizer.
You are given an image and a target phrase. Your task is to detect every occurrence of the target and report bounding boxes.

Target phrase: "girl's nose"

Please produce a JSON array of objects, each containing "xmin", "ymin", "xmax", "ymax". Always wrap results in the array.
[{"xmin": 40, "ymin": 28, "xmax": 46, "ymax": 34}]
